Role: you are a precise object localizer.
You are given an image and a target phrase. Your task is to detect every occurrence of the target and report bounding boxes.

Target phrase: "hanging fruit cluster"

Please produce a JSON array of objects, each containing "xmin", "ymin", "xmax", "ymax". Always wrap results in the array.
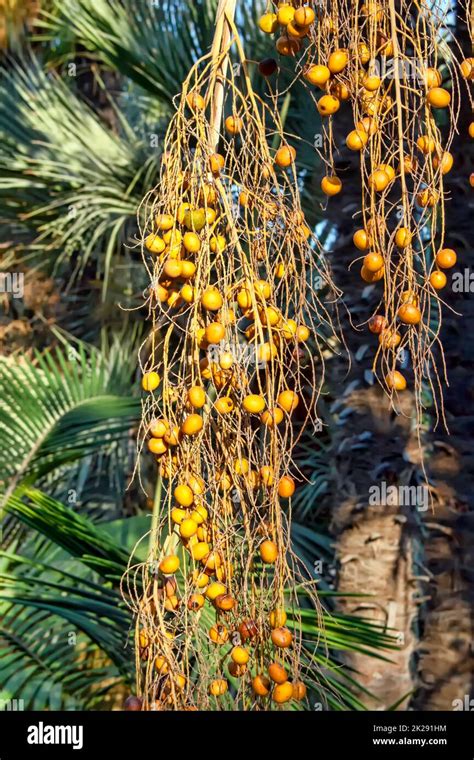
[
  {"xmin": 125, "ymin": 11, "xmax": 337, "ymax": 710},
  {"xmin": 258, "ymin": 0, "xmax": 473, "ymax": 426}
]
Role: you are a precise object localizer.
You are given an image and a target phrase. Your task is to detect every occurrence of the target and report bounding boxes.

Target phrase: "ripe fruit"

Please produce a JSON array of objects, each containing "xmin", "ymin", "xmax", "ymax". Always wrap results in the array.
[
  {"xmin": 386, "ymin": 370, "xmax": 407, "ymax": 391},
  {"xmin": 278, "ymin": 475, "xmax": 296, "ymax": 498},
  {"xmin": 460, "ymin": 57, "xmax": 474, "ymax": 79},
  {"xmin": 429, "ymin": 270, "xmax": 447, "ymax": 290},
  {"xmin": 188, "ymin": 593, "xmax": 205, "ymax": 611},
  {"xmin": 163, "ymin": 259, "xmax": 182, "ymax": 279},
  {"xmin": 321, "ymin": 175, "xmax": 342, "ymax": 196},
  {"xmin": 205, "ymin": 322, "xmax": 225, "ymax": 344},
  {"xmin": 363, "ymin": 74, "xmax": 381, "ymax": 91},
  {"xmin": 181, "ymin": 414, "xmax": 203, "ymax": 436},
  {"xmin": 148, "ymin": 438, "xmax": 168, "ymax": 455},
  {"xmin": 292, "ymin": 682, "xmax": 307, "ymax": 700},
  {"xmin": 225, "ymin": 115, "xmax": 243, "ymax": 135},
  {"xmin": 180, "ymin": 518, "xmax": 198, "ymax": 539},
  {"xmin": 215, "ymin": 397, "xmax": 234, "ymax": 414},
  {"xmin": 206, "ymin": 582, "xmax": 226, "ymax": 601},
  {"xmin": 209, "ymin": 624, "xmax": 229, "ymax": 645},
  {"xmin": 252, "ymin": 675, "xmax": 271, "ymax": 696},
  {"xmin": 174, "ymin": 484, "xmax": 194, "ymax": 507},
  {"xmin": 277, "ymin": 4, "xmax": 295, "ymax": 25},
  {"xmin": 398, "ymin": 303, "xmax": 422, "ymax": 325},
  {"xmin": 294, "ymin": 5, "xmax": 315, "ymax": 26},
  {"xmin": 353, "ymin": 229, "xmax": 370, "ymax": 250},
  {"xmin": 187, "ymin": 91, "xmax": 205, "ymax": 110},
  {"xmin": 416, "ymin": 135, "xmax": 436, "ymax": 154},
  {"xmin": 368, "ymin": 315, "xmax": 387, "ymax": 334},
  {"xmin": 201, "ymin": 287, "xmax": 223, "ymax": 311},
  {"xmin": 417, "ymin": 189, "xmax": 438, "ymax": 207},
  {"xmin": 272, "ymin": 681, "xmax": 293, "ymax": 704},
  {"xmin": 328, "ymin": 49, "xmax": 348, "ymax": 74},
  {"xmin": 243, "ymin": 394, "xmax": 266, "ymax": 414},
  {"xmin": 271, "ymin": 627, "xmax": 293, "ymax": 648},
  {"xmin": 215, "ymin": 594, "xmax": 235, "ymax": 611},
  {"xmin": 231, "ymin": 646, "xmax": 249, "ymax": 665},
  {"xmin": 395, "ymin": 228, "xmax": 412, "ymax": 248},
  {"xmin": 304, "ymin": 64, "xmax": 330, "ymax": 87},
  {"xmin": 379, "ymin": 330, "xmax": 401, "ymax": 349},
  {"xmin": 361, "ymin": 265, "xmax": 384, "ymax": 283},
  {"xmin": 142, "ymin": 372, "xmax": 160, "ymax": 392},
  {"xmin": 346, "ymin": 129, "xmax": 368, "ymax": 151},
  {"xmin": 124, "ymin": 696, "xmax": 142, "ymax": 711},
  {"xmin": 435, "ymin": 248, "xmax": 457, "ymax": 269},
  {"xmin": 278, "ymin": 390, "xmax": 299, "ymax": 412},
  {"xmin": 363, "ymin": 252, "xmax": 384, "ymax": 273},
  {"xmin": 239, "ymin": 619, "xmax": 258, "ymax": 641},
  {"xmin": 183, "ymin": 231, "xmax": 201, "ymax": 253},
  {"xmin": 210, "ymin": 152, "xmax": 225, "ymax": 174},
  {"xmin": 171, "ymin": 507, "xmax": 186, "ymax": 525},
  {"xmin": 432, "ymin": 151, "xmax": 453, "ymax": 174},
  {"xmin": 181, "ymin": 261, "xmax": 196, "ymax": 278},
  {"xmin": 191, "ymin": 541, "xmax": 209, "ymax": 561},
  {"xmin": 368, "ymin": 169, "xmax": 390, "ymax": 192},
  {"xmin": 145, "ymin": 234, "xmax": 166, "ymax": 254},
  {"xmin": 275, "ymin": 144, "xmax": 296, "ymax": 168},
  {"xmin": 159, "ymin": 555, "xmax": 180, "ymax": 575},
  {"xmin": 317, "ymin": 95, "xmax": 340, "ymax": 116},
  {"xmin": 261, "ymin": 408, "xmax": 284, "ymax": 427},
  {"xmin": 260, "ymin": 540, "xmax": 278, "ymax": 564},
  {"xmin": 268, "ymin": 662, "xmax": 288, "ymax": 684},
  {"xmin": 427, "ymin": 87, "xmax": 451, "ymax": 108},
  {"xmin": 188, "ymin": 386, "xmax": 206, "ymax": 409},
  {"xmin": 210, "ymin": 679, "xmax": 228, "ymax": 696},
  {"xmin": 259, "ymin": 465, "xmax": 274, "ymax": 486},
  {"xmin": 423, "ymin": 67, "xmax": 442, "ymax": 89},
  {"xmin": 150, "ymin": 418, "xmax": 169, "ymax": 437}
]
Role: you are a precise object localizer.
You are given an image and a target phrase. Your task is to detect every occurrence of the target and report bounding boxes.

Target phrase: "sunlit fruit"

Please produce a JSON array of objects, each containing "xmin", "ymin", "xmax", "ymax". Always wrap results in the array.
[
  {"xmin": 429, "ymin": 270, "xmax": 447, "ymax": 289},
  {"xmin": 272, "ymin": 681, "xmax": 293, "ymax": 703},
  {"xmin": 328, "ymin": 49, "xmax": 348, "ymax": 74},
  {"xmin": 252, "ymin": 675, "xmax": 271, "ymax": 696},
  {"xmin": 181, "ymin": 414, "xmax": 203, "ymax": 436},
  {"xmin": 239, "ymin": 619, "xmax": 258, "ymax": 641},
  {"xmin": 278, "ymin": 475, "xmax": 296, "ymax": 498},
  {"xmin": 460, "ymin": 57, "xmax": 474, "ymax": 79},
  {"xmin": 186, "ymin": 91, "xmax": 205, "ymax": 110},
  {"xmin": 423, "ymin": 67, "xmax": 442, "ymax": 88},
  {"xmin": 346, "ymin": 129, "xmax": 368, "ymax": 150},
  {"xmin": 243, "ymin": 394, "xmax": 266, "ymax": 413},
  {"xmin": 148, "ymin": 438, "xmax": 168, "ymax": 455},
  {"xmin": 259, "ymin": 465, "xmax": 274, "ymax": 486},
  {"xmin": 215, "ymin": 397, "xmax": 234, "ymax": 414},
  {"xmin": 231, "ymin": 646, "xmax": 250, "ymax": 665},
  {"xmin": 183, "ymin": 231, "xmax": 201, "ymax": 253},
  {"xmin": 435, "ymin": 248, "xmax": 457, "ymax": 269},
  {"xmin": 368, "ymin": 315, "xmax": 387, "ymax": 334},
  {"xmin": 261, "ymin": 407, "xmax": 284, "ymax": 427},
  {"xmin": 432, "ymin": 151, "xmax": 453, "ymax": 174},
  {"xmin": 368, "ymin": 169, "xmax": 390, "ymax": 192},
  {"xmin": 150, "ymin": 418, "xmax": 169, "ymax": 437},
  {"xmin": 353, "ymin": 229, "xmax": 370, "ymax": 250},
  {"xmin": 209, "ymin": 624, "xmax": 229, "ymax": 645},
  {"xmin": 142, "ymin": 371, "xmax": 160, "ymax": 392},
  {"xmin": 215, "ymin": 594, "xmax": 235, "ymax": 611},
  {"xmin": 171, "ymin": 507, "xmax": 186, "ymax": 525},
  {"xmin": 180, "ymin": 518, "xmax": 198, "ymax": 539},
  {"xmin": 317, "ymin": 95, "xmax": 340, "ymax": 116},
  {"xmin": 155, "ymin": 655, "xmax": 169, "ymax": 673},
  {"xmin": 205, "ymin": 322, "xmax": 226, "ymax": 344},
  {"xmin": 209, "ymin": 679, "xmax": 228, "ymax": 696},
  {"xmin": 201, "ymin": 287, "xmax": 223, "ymax": 311},
  {"xmin": 360, "ymin": 265, "xmax": 384, "ymax": 283},
  {"xmin": 206, "ymin": 581, "xmax": 226, "ymax": 600},
  {"xmin": 159, "ymin": 555, "xmax": 180, "ymax": 575},
  {"xmin": 416, "ymin": 135, "xmax": 436, "ymax": 154},
  {"xmin": 260, "ymin": 540, "xmax": 278, "ymax": 564},
  {"xmin": 275, "ymin": 144, "xmax": 296, "ymax": 167},
  {"xmin": 427, "ymin": 87, "xmax": 451, "ymax": 108},
  {"xmin": 416, "ymin": 188, "xmax": 438, "ymax": 207},
  {"xmin": 386, "ymin": 370, "xmax": 407, "ymax": 391},
  {"xmin": 268, "ymin": 662, "xmax": 288, "ymax": 684},
  {"xmin": 294, "ymin": 5, "xmax": 315, "ymax": 25},
  {"xmin": 271, "ymin": 627, "xmax": 293, "ymax": 648},
  {"xmin": 188, "ymin": 593, "xmax": 205, "ymax": 611},
  {"xmin": 321, "ymin": 175, "xmax": 342, "ymax": 196},
  {"xmin": 278, "ymin": 390, "xmax": 299, "ymax": 412},
  {"xmin": 379, "ymin": 329, "xmax": 401, "ymax": 349},
  {"xmin": 210, "ymin": 235, "xmax": 226, "ymax": 253},
  {"xmin": 395, "ymin": 228, "xmax": 412, "ymax": 248},
  {"xmin": 363, "ymin": 74, "xmax": 381, "ymax": 91},
  {"xmin": 363, "ymin": 252, "xmax": 384, "ymax": 272},
  {"xmin": 225, "ymin": 115, "xmax": 243, "ymax": 135},
  {"xmin": 191, "ymin": 542, "xmax": 210, "ymax": 561},
  {"xmin": 174, "ymin": 484, "xmax": 194, "ymax": 507},
  {"xmin": 304, "ymin": 64, "xmax": 330, "ymax": 87},
  {"xmin": 145, "ymin": 234, "xmax": 166, "ymax": 254},
  {"xmin": 188, "ymin": 385, "xmax": 206, "ymax": 409},
  {"xmin": 398, "ymin": 303, "xmax": 422, "ymax": 325}
]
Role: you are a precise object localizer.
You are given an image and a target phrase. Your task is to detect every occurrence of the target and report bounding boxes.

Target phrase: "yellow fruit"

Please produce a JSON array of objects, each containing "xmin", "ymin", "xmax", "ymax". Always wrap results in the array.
[
  {"xmin": 416, "ymin": 188, "xmax": 438, "ymax": 207},
  {"xmin": 209, "ymin": 679, "xmax": 228, "ymax": 696},
  {"xmin": 191, "ymin": 542, "xmax": 210, "ymax": 561},
  {"xmin": 395, "ymin": 228, "xmax": 412, "ymax": 248},
  {"xmin": 163, "ymin": 259, "xmax": 182, "ymax": 279},
  {"xmin": 149, "ymin": 418, "xmax": 169, "ymax": 438},
  {"xmin": 188, "ymin": 593, "xmax": 205, "ymax": 611},
  {"xmin": 145, "ymin": 234, "xmax": 166, "ymax": 254},
  {"xmin": 427, "ymin": 87, "xmax": 451, "ymax": 108},
  {"xmin": 363, "ymin": 74, "xmax": 381, "ymax": 91},
  {"xmin": 231, "ymin": 646, "xmax": 250, "ymax": 665},
  {"xmin": 148, "ymin": 438, "xmax": 168, "ymax": 455},
  {"xmin": 379, "ymin": 163, "xmax": 395, "ymax": 182},
  {"xmin": 269, "ymin": 608, "xmax": 287, "ymax": 628},
  {"xmin": 180, "ymin": 518, "xmax": 198, "ymax": 539},
  {"xmin": 206, "ymin": 582, "xmax": 226, "ymax": 601},
  {"xmin": 205, "ymin": 322, "xmax": 225, "ymax": 344},
  {"xmin": 368, "ymin": 169, "xmax": 390, "ymax": 192},
  {"xmin": 278, "ymin": 475, "xmax": 296, "ymax": 498},
  {"xmin": 346, "ymin": 129, "xmax": 368, "ymax": 151},
  {"xmin": 210, "ymin": 152, "xmax": 225, "ymax": 174},
  {"xmin": 260, "ymin": 539, "xmax": 278, "ymax": 563},
  {"xmin": 188, "ymin": 385, "xmax": 206, "ymax": 409},
  {"xmin": 243, "ymin": 394, "xmax": 266, "ymax": 414},
  {"xmin": 259, "ymin": 12, "xmax": 278, "ymax": 33},
  {"xmin": 201, "ymin": 287, "xmax": 223, "ymax": 311},
  {"xmin": 215, "ymin": 397, "xmax": 234, "ymax": 414},
  {"xmin": 209, "ymin": 624, "xmax": 229, "ymax": 645},
  {"xmin": 363, "ymin": 252, "xmax": 384, "ymax": 273},
  {"xmin": 429, "ymin": 270, "xmax": 447, "ymax": 290},
  {"xmin": 277, "ymin": 4, "xmax": 295, "ymax": 25},
  {"xmin": 159, "ymin": 555, "xmax": 180, "ymax": 574},
  {"xmin": 225, "ymin": 115, "xmax": 243, "ymax": 135},
  {"xmin": 171, "ymin": 507, "xmax": 187, "ymax": 525},
  {"xmin": 321, "ymin": 175, "xmax": 342, "ymax": 196},
  {"xmin": 174, "ymin": 484, "xmax": 194, "ymax": 507},
  {"xmin": 460, "ymin": 57, "xmax": 474, "ymax": 79},
  {"xmin": 164, "ymin": 426, "xmax": 181, "ymax": 447},
  {"xmin": 416, "ymin": 135, "xmax": 436, "ymax": 154},
  {"xmin": 278, "ymin": 390, "xmax": 299, "ymax": 412},
  {"xmin": 142, "ymin": 372, "xmax": 160, "ymax": 392},
  {"xmin": 261, "ymin": 408, "xmax": 284, "ymax": 427},
  {"xmin": 234, "ymin": 458, "xmax": 249, "ymax": 475},
  {"xmin": 183, "ymin": 231, "xmax": 201, "ymax": 253},
  {"xmin": 181, "ymin": 414, "xmax": 203, "ymax": 436},
  {"xmin": 432, "ymin": 151, "xmax": 453, "ymax": 175},
  {"xmin": 190, "ymin": 504, "xmax": 208, "ymax": 525},
  {"xmin": 304, "ymin": 64, "xmax": 330, "ymax": 87},
  {"xmin": 317, "ymin": 95, "xmax": 340, "ymax": 116},
  {"xmin": 294, "ymin": 6, "xmax": 315, "ymax": 26},
  {"xmin": 275, "ymin": 144, "xmax": 296, "ymax": 168},
  {"xmin": 328, "ymin": 49, "xmax": 348, "ymax": 74},
  {"xmin": 210, "ymin": 235, "xmax": 226, "ymax": 253},
  {"xmin": 186, "ymin": 92, "xmax": 206, "ymax": 110},
  {"xmin": 259, "ymin": 465, "xmax": 274, "ymax": 486},
  {"xmin": 181, "ymin": 281, "xmax": 195, "ymax": 303}
]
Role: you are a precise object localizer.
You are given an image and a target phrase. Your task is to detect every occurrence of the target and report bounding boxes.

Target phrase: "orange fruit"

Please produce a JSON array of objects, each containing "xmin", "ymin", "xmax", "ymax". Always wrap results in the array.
[
  {"xmin": 460, "ymin": 57, "xmax": 474, "ymax": 79},
  {"xmin": 435, "ymin": 248, "xmax": 457, "ymax": 269},
  {"xmin": 317, "ymin": 95, "xmax": 340, "ymax": 116},
  {"xmin": 292, "ymin": 681, "xmax": 307, "ymax": 700},
  {"xmin": 271, "ymin": 627, "xmax": 293, "ymax": 648},
  {"xmin": 201, "ymin": 287, "xmax": 223, "ymax": 311},
  {"xmin": 398, "ymin": 303, "xmax": 422, "ymax": 325},
  {"xmin": 205, "ymin": 322, "xmax": 225, "ymax": 344},
  {"xmin": 363, "ymin": 252, "xmax": 384, "ymax": 272},
  {"xmin": 259, "ymin": 465, "xmax": 275, "ymax": 486},
  {"xmin": 272, "ymin": 681, "xmax": 293, "ymax": 704},
  {"xmin": 346, "ymin": 129, "xmax": 368, "ymax": 150},
  {"xmin": 427, "ymin": 87, "xmax": 451, "ymax": 108},
  {"xmin": 180, "ymin": 518, "xmax": 198, "ymax": 539},
  {"xmin": 243, "ymin": 394, "xmax": 266, "ymax": 414},
  {"xmin": 368, "ymin": 169, "xmax": 390, "ymax": 191},
  {"xmin": 294, "ymin": 6, "xmax": 316, "ymax": 26},
  {"xmin": 142, "ymin": 371, "xmax": 160, "ymax": 392},
  {"xmin": 261, "ymin": 408, "xmax": 284, "ymax": 427},
  {"xmin": 269, "ymin": 609, "xmax": 287, "ymax": 628},
  {"xmin": 360, "ymin": 265, "xmax": 384, "ymax": 283},
  {"xmin": 150, "ymin": 418, "xmax": 169, "ymax": 438},
  {"xmin": 276, "ymin": 35, "xmax": 301, "ymax": 56},
  {"xmin": 423, "ymin": 67, "xmax": 442, "ymax": 88},
  {"xmin": 188, "ymin": 593, "xmax": 205, "ymax": 611},
  {"xmin": 183, "ymin": 231, "xmax": 201, "ymax": 253},
  {"xmin": 209, "ymin": 679, "xmax": 228, "ymax": 696},
  {"xmin": 275, "ymin": 144, "xmax": 296, "ymax": 167},
  {"xmin": 215, "ymin": 397, "xmax": 234, "ymax": 414},
  {"xmin": 188, "ymin": 386, "xmax": 206, "ymax": 409},
  {"xmin": 432, "ymin": 151, "xmax": 453, "ymax": 174},
  {"xmin": 209, "ymin": 624, "xmax": 229, "ymax": 645},
  {"xmin": 268, "ymin": 663, "xmax": 288, "ymax": 684},
  {"xmin": 416, "ymin": 135, "xmax": 436, "ymax": 154},
  {"xmin": 395, "ymin": 228, "xmax": 412, "ymax": 248},
  {"xmin": 278, "ymin": 390, "xmax": 299, "ymax": 412},
  {"xmin": 148, "ymin": 438, "xmax": 168, "ymax": 456},
  {"xmin": 260, "ymin": 539, "xmax": 278, "ymax": 563},
  {"xmin": 159, "ymin": 555, "xmax": 180, "ymax": 574},
  {"xmin": 328, "ymin": 49, "xmax": 348, "ymax": 73},
  {"xmin": 252, "ymin": 675, "xmax": 271, "ymax": 696},
  {"xmin": 186, "ymin": 92, "xmax": 205, "ymax": 110},
  {"xmin": 368, "ymin": 315, "xmax": 387, "ymax": 334},
  {"xmin": 304, "ymin": 64, "xmax": 330, "ymax": 87},
  {"xmin": 429, "ymin": 270, "xmax": 447, "ymax": 289},
  {"xmin": 225, "ymin": 115, "xmax": 243, "ymax": 135},
  {"xmin": 353, "ymin": 229, "xmax": 371, "ymax": 250},
  {"xmin": 210, "ymin": 153, "xmax": 225, "ymax": 174},
  {"xmin": 321, "ymin": 175, "xmax": 342, "ymax": 196},
  {"xmin": 386, "ymin": 370, "xmax": 407, "ymax": 391},
  {"xmin": 181, "ymin": 414, "xmax": 203, "ymax": 436},
  {"xmin": 278, "ymin": 475, "xmax": 296, "ymax": 498}
]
